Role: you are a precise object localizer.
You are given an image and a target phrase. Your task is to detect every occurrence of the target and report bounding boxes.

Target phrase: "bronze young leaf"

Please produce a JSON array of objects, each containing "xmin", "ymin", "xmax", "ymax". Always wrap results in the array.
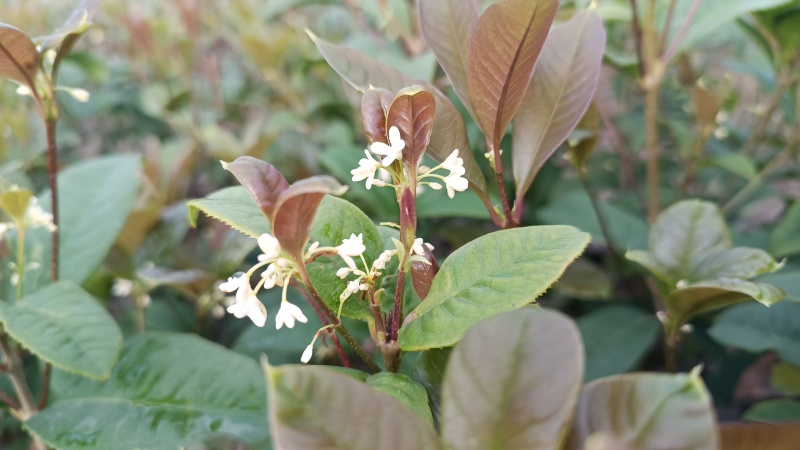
[
  {"xmin": 361, "ymin": 87, "xmax": 394, "ymax": 145},
  {"xmin": 386, "ymin": 86, "xmax": 436, "ymax": 172},
  {"xmin": 0, "ymin": 23, "xmax": 40, "ymax": 87}
]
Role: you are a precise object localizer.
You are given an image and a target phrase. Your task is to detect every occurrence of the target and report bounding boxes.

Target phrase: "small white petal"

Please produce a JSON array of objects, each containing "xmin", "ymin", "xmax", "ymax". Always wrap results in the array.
[
  {"xmin": 257, "ymin": 234, "xmax": 281, "ymax": 261},
  {"xmin": 301, "ymin": 345, "xmax": 313, "ymax": 363},
  {"xmin": 336, "ymin": 267, "xmax": 351, "ymax": 279}
]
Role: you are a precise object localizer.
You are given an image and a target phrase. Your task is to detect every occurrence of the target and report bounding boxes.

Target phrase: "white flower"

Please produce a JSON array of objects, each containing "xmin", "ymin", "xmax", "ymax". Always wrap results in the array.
[
  {"xmin": 370, "ymin": 126, "xmax": 405, "ymax": 166},
  {"xmin": 0, "ymin": 223, "xmax": 10, "ymax": 240},
  {"xmin": 275, "ymin": 301, "xmax": 308, "ymax": 330},
  {"xmin": 442, "ymin": 149, "xmax": 465, "ymax": 173},
  {"xmin": 111, "ymin": 279, "xmax": 133, "ymax": 297},
  {"xmin": 262, "ymin": 264, "xmax": 280, "ymax": 289},
  {"xmin": 372, "ymin": 250, "xmax": 395, "ymax": 270},
  {"xmin": 337, "ymin": 233, "xmax": 366, "ymax": 271},
  {"xmin": 340, "ymin": 279, "xmax": 364, "ymax": 302},
  {"xmin": 351, "ymin": 150, "xmax": 382, "ymax": 189},
  {"xmin": 377, "ymin": 168, "xmax": 392, "ymax": 183},
  {"xmin": 25, "ymin": 198, "xmax": 56, "ymax": 232},
  {"xmin": 444, "ymin": 172, "xmax": 468, "ymax": 199},
  {"xmin": 410, "ymin": 238, "xmax": 433, "ymax": 256},
  {"xmin": 301, "ymin": 345, "xmax": 314, "ymax": 363},
  {"xmin": 257, "ymin": 234, "xmax": 281, "ymax": 262},
  {"xmin": 220, "ymin": 272, "xmax": 267, "ymax": 327},
  {"xmin": 336, "ymin": 267, "xmax": 351, "ymax": 279},
  {"xmin": 428, "ymin": 182, "xmax": 442, "ymax": 190}
]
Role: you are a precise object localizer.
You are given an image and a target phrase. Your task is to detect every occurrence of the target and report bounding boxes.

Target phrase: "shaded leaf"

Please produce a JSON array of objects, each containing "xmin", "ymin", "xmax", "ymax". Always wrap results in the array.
[
  {"xmin": 771, "ymin": 361, "xmax": 800, "ymax": 395},
  {"xmin": 38, "ymin": 0, "xmax": 100, "ymax": 82},
  {"xmin": 513, "ymin": 9, "xmax": 606, "ymax": 197},
  {"xmin": 719, "ymin": 422, "xmax": 800, "ymax": 450},
  {"xmin": 27, "ymin": 333, "xmax": 269, "ymax": 449},
  {"xmin": 411, "ymin": 244, "xmax": 438, "ymax": 301},
  {"xmin": 0, "ymin": 281, "xmax": 121, "ymax": 380},
  {"xmin": 566, "ymin": 370, "xmax": 718, "ymax": 450},
  {"xmin": 366, "ymin": 372, "xmax": 433, "ymax": 425},
  {"xmin": 757, "ymin": 271, "xmax": 800, "ymax": 302},
  {"xmin": 0, "ymin": 23, "xmax": 39, "ymax": 86},
  {"xmin": 770, "ymin": 201, "xmax": 800, "ymax": 258},
  {"xmin": 188, "ymin": 186, "xmax": 271, "ymax": 238},
  {"xmin": 708, "ymin": 301, "xmax": 800, "ymax": 366},
  {"xmin": 223, "ymin": 156, "xmax": 289, "ymax": 220},
  {"xmin": 565, "ymin": 104, "xmax": 600, "ymax": 171},
  {"xmin": 386, "ymin": 86, "xmax": 436, "ymax": 169},
  {"xmin": 577, "ymin": 306, "xmax": 661, "ymax": 382},
  {"xmin": 309, "ymin": 33, "xmax": 487, "ymax": 193},
  {"xmin": 442, "ymin": 308, "xmax": 584, "ymax": 450},
  {"xmin": 554, "ymin": 258, "xmax": 612, "ymax": 300},
  {"xmin": 412, "ymin": 348, "xmax": 451, "ymax": 426},
  {"xmin": 467, "ymin": 0, "xmax": 559, "ymax": 148},
  {"xmin": 744, "ymin": 399, "xmax": 800, "ymax": 422},
  {"xmin": 361, "ymin": 87, "xmax": 393, "ymax": 144},
  {"xmin": 417, "ymin": 0, "xmax": 479, "ymax": 119},
  {"xmin": 266, "ymin": 363, "xmax": 440, "ymax": 450},
  {"xmin": 271, "ymin": 176, "xmax": 347, "ymax": 261},
  {"xmin": 398, "ymin": 226, "xmax": 590, "ymax": 350}
]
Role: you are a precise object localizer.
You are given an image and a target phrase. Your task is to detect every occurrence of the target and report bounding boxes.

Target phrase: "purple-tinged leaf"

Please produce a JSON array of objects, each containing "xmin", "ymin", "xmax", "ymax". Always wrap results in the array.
[
  {"xmin": 0, "ymin": 23, "xmax": 39, "ymax": 87},
  {"xmin": 272, "ymin": 176, "xmax": 347, "ymax": 261},
  {"xmin": 386, "ymin": 86, "xmax": 436, "ymax": 170},
  {"xmin": 513, "ymin": 9, "xmax": 605, "ymax": 198},
  {"xmin": 467, "ymin": 0, "xmax": 559, "ymax": 148},
  {"xmin": 361, "ymin": 87, "xmax": 394, "ymax": 145},
  {"xmin": 411, "ymin": 246, "xmax": 438, "ymax": 301},
  {"xmin": 308, "ymin": 32, "xmax": 487, "ymax": 194},
  {"xmin": 418, "ymin": 0, "xmax": 479, "ymax": 120},
  {"xmin": 223, "ymin": 156, "xmax": 289, "ymax": 219}
]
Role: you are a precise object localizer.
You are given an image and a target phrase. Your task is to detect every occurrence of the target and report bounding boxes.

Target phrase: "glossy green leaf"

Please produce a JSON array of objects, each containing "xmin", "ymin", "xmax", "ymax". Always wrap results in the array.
[
  {"xmin": 41, "ymin": 155, "xmax": 142, "ymax": 285},
  {"xmin": 577, "ymin": 306, "xmax": 660, "ymax": 382},
  {"xmin": 0, "ymin": 281, "xmax": 121, "ymax": 380},
  {"xmin": 0, "ymin": 23, "xmax": 39, "ymax": 86},
  {"xmin": 399, "ymin": 226, "xmax": 590, "ymax": 350},
  {"xmin": 27, "ymin": 333, "xmax": 269, "ymax": 449},
  {"xmin": 566, "ymin": 369, "xmax": 718, "ymax": 450},
  {"xmin": 467, "ymin": 0, "xmax": 558, "ymax": 148},
  {"xmin": 512, "ymin": 9, "xmax": 606, "ymax": 198},
  {"xmin": 770, "ymin": 201, "xmax": 800, "ymax": 257},
  {"xmin": 708, "ymin": 301, "xmax": 800, "ymax": 366},
  {"xmin": 307, "ymin": 196, "xmax": 382, "ymax": 319},
  {"xmin": 309, "ymin": 32, "xmax": 487, "ymax": 193},
  {"xmin": 366, "ymin": 372, "xmax": 433, "ymax": 425},
  {"xmin": 417, "ymin": 0, "xmax": 479, "ymax": 119},
  {"xmin": 442, "ymin": 308, "xmax": 584, "ymax": 450},
  {"xmin": 188, "ymin": 186, "xmax": 271, "ymax": 238},
  {"xmin": 719, "ymin": 422, "xmax": 800, "ymax": 450},
  {"xmin": 744, "ymin": 400, "xmax": 800, "ymax": 422},
  {"xmin": 266, "ymin": 363, "xmax": 440, "ymax": 450}
]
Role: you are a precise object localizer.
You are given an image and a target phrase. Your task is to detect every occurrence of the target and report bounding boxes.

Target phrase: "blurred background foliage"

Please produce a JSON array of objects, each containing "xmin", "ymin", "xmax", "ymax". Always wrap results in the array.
[{"xmin": 1, "ymin": 0, "xmax": 800, "ymax": 445}]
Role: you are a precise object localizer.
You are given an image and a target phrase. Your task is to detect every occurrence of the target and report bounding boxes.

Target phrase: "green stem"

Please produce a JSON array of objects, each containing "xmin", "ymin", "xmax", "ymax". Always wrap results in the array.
[{"xmin": 14, "ymin": 224, "xmax": 25, "ymax": 302}]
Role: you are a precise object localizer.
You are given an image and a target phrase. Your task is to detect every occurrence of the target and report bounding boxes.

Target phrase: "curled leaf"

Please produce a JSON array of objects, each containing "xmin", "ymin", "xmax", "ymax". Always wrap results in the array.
[
  {"xmin": 361, "ymin": 87, "xmax": 394, "ymax": 145},
  {"xmin": 386, "ymin": 86, "xmax": 436, "ymax": 171},
  {"xmin": 0, "ymin": 23, "xmax": 39, "ymax": 87},
  {"xmin": 223, "ymin": 156, "xmax": 289, "ymax": 219},
  {"xmin": 411, "ymin": 244, "xmax": 438, "ymax": 301}
]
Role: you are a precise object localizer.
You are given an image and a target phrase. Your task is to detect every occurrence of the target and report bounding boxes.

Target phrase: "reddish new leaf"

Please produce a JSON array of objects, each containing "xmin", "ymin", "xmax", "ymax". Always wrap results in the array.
[
  {"xmin": 223, "ymin": 156, "xmax": 289, "ymax": 219},
  {"xmin": 512, "ymin": 9, "xmax": 605, "ymax": 198},
  {"xmin": 719, "ymin": 422, "xmax": 800, "ymax": 450},
  {"xmin": 272, "ymin": 176, "xmax": 347, "ymax": 261},
  {"xmin": 418, "ymin": 0, "xmax": 479, "ymax": 120},
  {"xmin": 467, "ymin": 0, "xmax": 559, "ymax": 148},
  {"xmin": 386, "ymin": 86, "xmax": 436, "ymax": 170},
  {"xmin": 0, "ymin": 23, "xmax": 39, "ymax": 87},
  {"xmin": 362, "ymin": 87, "xmax": 394, "ymax": 144},
  {"xmin": 309, "ymin": 32, "xmax": 487, "ymax": 194},
  {"xmin": 411, "ymin": 246, "xmax": 439, "ymax": 301}
]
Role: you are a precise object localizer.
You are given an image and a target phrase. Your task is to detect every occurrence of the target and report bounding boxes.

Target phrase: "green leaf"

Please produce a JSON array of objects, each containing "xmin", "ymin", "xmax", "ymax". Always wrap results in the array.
[
  {"xmin": 418, "ymin": 0, "xmax": 479, "ymax": 120},
  {"xmin": 441, "ymin": 308, "xmax": 584, "ymax": 450},
  {"xmin": 41, "ymin": 155, "xmax": 142, "ymax": 285},
  {"xmin": 0, "ymin": 23, "xmax": 39, "ymax": 86},
  {"xmin": 708, "ymin": 301, "xmax": 800, "ymax": 366},
  {"xmin": 566, "ymin": 369, "xmax": 718, "ymax": 450},
  {"xmin": 577, "ymin": 306, "xmax": 660, "ymax": 382},
  {"xmin": 771, "ymin": 361, "xmax": 800, "ymax": 395},
  {"xmin": 308, "ymin": 32, "xmax": 487, "ymax": 193},
  {"xmin": 467, "ymin": 0, "xmax": 559, "ymax": 148},
  {"xmin": 758, "ymin": 271, "xmax": 800, "ymax": 302},
  {"xmin": 660, "ymin": 0, "xmax": 793, "ymax": 59},
  {"xmin": 415, "ymin": 188, "xmax": 490, "ymax": 219},
  {"xmin": 719, "ymin": 422, "xmax": 800, "ymax": 450},
  {"xmin": 0, "ymin": 188, "xmax": 33, "ymax": 222},
  {"xmin": 265, "ymin": 363, "xmax": 440, "ymax": 450},
  {"xmin": 412, "ymin": 348, "xmax": 451, "ymax": 425},
  {"xmin": 307, "ymin": 196, "xmax": 383, "ymax": 319},
  {"xmin": 771, "ymin": 201, "xmax": 800, "ymax": 257},
  {"xmin": 188, "ymin": 186, "xmax": 271, "ymax": 238},
  {"xmin": 366, "ymin": 372, "xmax": 433, "ymax": 425},
  {"xmin": 706, "ymin": 154, "xmax": 758, "ymax": 181},
  {"xmin": 744, "ymin": 400, "xmax": 800, "ymax": 422},
  {"xmin": 399, "ymin": 226, "xmax": 590, "ymax": 351},
  {"xmin": 27, "ymin": 333, "xmax": 269, "ymax": 449},
  {"xmin": 554, "ymin": 258, "xmax": 613, "ymax": 300},
  {"xmin": 37, "ymin": 0, "xmax": 100, "ymax": 82},
  {"xmin": 512, "ymin": 9, "xmax": 606, "ymax": 198},
  {"xmin": 688, "ymin": 248, "xmax": 783, "ymax": 282},
  {"xmin": 0, "ymin": 281, "xmax": 121, "ymax": 380}
]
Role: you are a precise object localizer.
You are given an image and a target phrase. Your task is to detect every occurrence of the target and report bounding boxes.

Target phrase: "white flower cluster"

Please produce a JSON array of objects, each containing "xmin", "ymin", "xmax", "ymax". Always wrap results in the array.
[
  {"xmin": 218, "ymin": 233, "xmax": 307, "ymax": 329},
  {"xmin": 0, "ymin": 196, "xmax": 57, "ymax": 240},
  {"xmin": 351, "ymin": 126, "xmax": 468, "ymax": 198},
  {"xmin": 334, "ymin": 233, "xmax": 397, "ymax": 309}
]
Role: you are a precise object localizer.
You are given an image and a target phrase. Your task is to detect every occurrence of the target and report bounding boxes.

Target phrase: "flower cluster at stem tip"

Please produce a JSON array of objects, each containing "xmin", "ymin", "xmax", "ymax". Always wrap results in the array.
[{"xmin": 351, "ymin": 126, "xmax": 469, "ymax": 198}]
